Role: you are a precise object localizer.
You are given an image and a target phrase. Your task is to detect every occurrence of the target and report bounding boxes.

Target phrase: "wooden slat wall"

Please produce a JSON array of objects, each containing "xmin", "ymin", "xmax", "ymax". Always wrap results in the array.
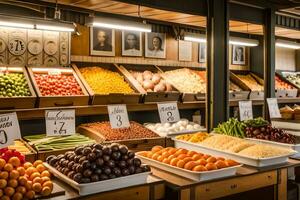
[{"xmin": 71, "ymin": 25, "xmax": 205, "ymax": 67}]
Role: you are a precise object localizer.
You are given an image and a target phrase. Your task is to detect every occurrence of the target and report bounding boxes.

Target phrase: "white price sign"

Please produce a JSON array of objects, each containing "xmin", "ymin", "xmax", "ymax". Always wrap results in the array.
[
  {"xmin": 45, "ymin": 110, "xmax": 75, "ymax": 136},
  {"xmin": 108, "ymin": 105, "xmax": 130, "ymax": 129},
  {"xmin": 267, "ymin": 98, "xmax": 282, "ymax": 119},
  {"xmin": 157, "ymin": 102, "xmax": 180, "ymax": 123},
  {"xmin": 239, "ymin": 101, "xmax": 253, "ymax": 121},
  {"xmin": 0, "ymin": 112, "xmax": 21, "ymax": 148}
]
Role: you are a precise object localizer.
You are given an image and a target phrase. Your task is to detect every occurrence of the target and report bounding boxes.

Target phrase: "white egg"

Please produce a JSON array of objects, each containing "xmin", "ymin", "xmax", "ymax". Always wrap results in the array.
[
  {"xmin": 179, "ymin": 126, "xmax": 185, "ymax": 131},
  {"xmin": 193, "ymin": 124, "xmax": 201, "ymax": 129},
  {"xmin": 163, "ymin": 123, "xmax": 171, "ymax": 128},
  {"xmin": 157, "ymin": 127, "xmax": 166, "ymax": 133},
  {"xmin": 186, "ymin": 125, "xmax": 193, "ymax": 130}
]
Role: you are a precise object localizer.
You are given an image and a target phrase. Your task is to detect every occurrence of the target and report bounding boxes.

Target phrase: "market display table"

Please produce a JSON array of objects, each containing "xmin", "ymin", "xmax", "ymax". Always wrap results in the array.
[
  {"xmin": 149, "ymin": 159, "xmax": 300, "ymax": 200},
  {"xmin": 46, "ymin": 175, "xmax": 164, "ymax": 200}
]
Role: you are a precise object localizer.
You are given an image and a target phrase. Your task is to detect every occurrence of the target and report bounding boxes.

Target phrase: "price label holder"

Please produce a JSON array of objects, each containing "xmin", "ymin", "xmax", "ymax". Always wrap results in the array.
[
  {"xmin": 107, "ymin": 104, "xmax": 130, "ymax": 129},
  {"xmin": 45, "ymin": 109, "xmax": 75, "ymax": 136},
  {"xmin": 238, "ymin": 101, "xmax": 253, "ymax": 121},
  {"xmin": 157, "ymin": 102, "xmax": 180, "ymax": 123},
  {"xmin": 0, "ymin": 112, "xmax": 21, "ymax": 148},
  {"xmin": 267, "ymin": 98, "xmax": 282, "ymax": 119},
  {"xmin": 48, "ymin": 69, "xmax": 61, "ymax": 75}
]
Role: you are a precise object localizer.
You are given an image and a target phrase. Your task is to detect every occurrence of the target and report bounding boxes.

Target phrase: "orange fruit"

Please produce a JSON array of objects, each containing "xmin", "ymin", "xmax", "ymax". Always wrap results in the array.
[
  {"xmin": 161, "ymin": 152, "xmax": 171, "ymax": 159},
  {"xmin": 16, "ymin": 186, "xmax": 26, "ymax": 195},
  {"xmin": 41, "ymin": 176, "xmax": 50, "ymax": 183},
  {"xmin": 1, "ymin": 196, "xmax": 9, "ymax": 200},
  {"xmin": 215, "ymin": 160, "xmax": 227, "ymax": 169},
  {"xmin": 198, "ymin": 159, "xmax": 207, "ymax": 166},
  {"xmin": 151, "ymin": 153, "xmax": 160, "ymax": 160},
  {"xmin": 177, "ymin": 154, "xmax": 188, "ymax": 160},
  {"xmin": 216, "ymin": 157, "xmax": 225, "ymax": 161},
  {"xmin": 33, "ymin": 160, "xmax": 43, "ymax": 168},
  {"xmin": 25, "ymin": 190, "xmax": 35, "ymax": 199},
  {"xmin": 157, "ymin": 156, "xmax": 164, "ymax": 162},
  {"xmin": 192, "ymin": 165, "xmax": 208, "ymax": 172},
  {"xmin": 23, "ymin": 162, "xmax": 33, "ymax": 169},
  {"xmin": 42, "ymin": 181, "xmax": 53, "ymax": 190},
  {"xmin": 170, "ymin": 158, "xmax": 180, "ymax": 166},
  {"xmin": 8, "ymin": 179, "xmax": 18, "ymax": 188},
  {"xmin": 41, "ymin": 171, "xmax": 51, "ymax": 178},
  {"xmin": 24, "ymin": 181, "xmax": 32, "ymax": 191},
  {"xmin": 12, "ymin": 192, "xmax": 23, "ymax": 200},
  {"xmin": 192, "ymin": 154, "xmax": 202, "ymax": 161},
  {"xmin": 25, "ymin": 167, "xmax": 37, "ymax": 176},
  {"xmin": 205, "ymin": 163, "xmax": 217, "ymax": 171},
  {"xmin": 18, "ymin": 176, "xmax": 28, "ymax": 186},
  {"xmin": 4, "ymin": 187, "xmax": 14, "ymax": 197},
  {"xmin": 41, "ymin": 186, "xmax": 51, "ymax": 196},
  {"xmin": 225, "ymin": 159, "xmax": 239, "ymax": 167},
  {"xmin": 36, "ymin": 164, "xmax": 46, "ymax": 173},
  {"xmin": 182, "ymin": 157, "xmax": 193, "ymax": 163},
  {"xmin": 0, "ymin": 179, "xmax": 7, "ymax": 189},
  {"xmin": 32, "ymin": 182, "xmax": 42, "ymax": 193},
  {"xmin": 168, "ymin": 148, "xmax": 177, "ymax": 154},
  {"xmin": 33, "ymin": 177, "xmax": 43, "ymax": 184},
  {"xmin": 202, "ymin": 154, "xmax": 211, "ymax": 160},
  {"xmin": 176, "ymin": 160, "xmax": 186, "ymax": 168},
  {"xmin": 162, "ymin": 158, "xmax": 170, "ymax": 164},
  {"xmin": 207, "ymin": 157, "xmax": 217, "ymax": 163},
  {"xmin": 187, "ymin": 151, "xmax": 197, "ymax": 157},
  {"xmin": 0, "ymin": 159, "xmax": 6, "ymax": 169},
  {"xmin": 3, "ymin": 164, "xmax": 13, "ymax": 172},
  {"xmin": 176, "ymin": 149, "xmax": 188, "ymax": 155},
  {"xmin": 8, "ymin": 157, "xmax": 20, "ymax": 167},
  {"xmin": 184, "ymin": 161, "xmax": 198, "ymax": 170},
  {"xmin": 30, "ymin": 172, "xmax": 40, "ymax": 181},
  {"xmin": 16, "ymin": 167, "xmax": 25, "ymax": 176},
  {"xmin": 10, "ymin": 170, "xmax": 20, "ymax": 180},
  {"xmin": 0, "ymin": 188, "xmax": 3, "ymax": 197},
  {"xmin": 151, "ymin": 146, "xmax": 163, "ymax": 153},
  {"xmin": 0, "ymin": 172, "xmax": 8, "ymax": 179},
  {"xmin": 146, "ymin": 152, "xmax": 154, "ymax": 158}
]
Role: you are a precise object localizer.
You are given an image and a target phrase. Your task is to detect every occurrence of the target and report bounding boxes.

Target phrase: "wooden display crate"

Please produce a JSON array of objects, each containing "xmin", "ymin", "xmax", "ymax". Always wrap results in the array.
[
  {"xmin": 230, "ymin": 71, "xmax": 264, "ymax": 100},
  {"xmin": 73, "ymin": 63, "xmax": 141, "ymax": 105},
  {"xmin": 76, "ymin": 125, "xmax": 166, "ymax": 152},
  {"xmin": 276, "ymin": 72, "xmax": 299, "ymax": 98},
  {"xmin": 0, "ymin": 66, "xmax": 36, "ymax": 109},
  {"xmin": 157, "ymin": 66, "xmax": 206, "ymax": 102},
  {"xmin": 27, "ymin": 66, "xmax": 89, "ymax": 108},
  {"xmin": 229, "ymin": 91, "xmax": 250, "ymax": 100},
  {"xmin": 116, "ymin": 64, "xmax": 181, "ymax": 103},
  {"xmin": 13, "ymin": 139, "xmax": 37, "ymax": 163}
]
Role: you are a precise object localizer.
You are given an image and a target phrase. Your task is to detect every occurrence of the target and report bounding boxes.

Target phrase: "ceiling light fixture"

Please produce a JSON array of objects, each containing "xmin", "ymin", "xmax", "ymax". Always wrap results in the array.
[
  {"xmin": 91, "ymin": 16, "xmax": 151, "ymax": 32},
  {"xmin": 0, "ymin": 20, "xmax": 34, "ymax": 29},
  {"xmin": 276, "ymin": 39, "xmax": 300, "ymax": 49},
  {"xmin": 36, "ymin": 24, "xmax": 74, "ymax": 32},
  {"xmin": 184, "ymin": 33, "xmax": 206, "ymax": 43}
]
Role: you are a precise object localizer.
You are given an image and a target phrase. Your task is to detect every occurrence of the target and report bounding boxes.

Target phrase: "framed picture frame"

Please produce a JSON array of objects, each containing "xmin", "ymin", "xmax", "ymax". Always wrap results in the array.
[
  {"xmin": 122, "ymin": 30, "xmax": 142, "ymax": 57},
  {"xmin": 232, "ymin": 45, "xmax": 246, "ymax": 65},
  {"xmin": 199, "ymin": 43, "xmax": 206, "ymax": 63},
  {"xmin": 145, "ymin": 32, "xmax": 166, "ymax": 59},
  {"xmin": 90, "ymin": 27, "xmax": 115, "ymax": 56}
]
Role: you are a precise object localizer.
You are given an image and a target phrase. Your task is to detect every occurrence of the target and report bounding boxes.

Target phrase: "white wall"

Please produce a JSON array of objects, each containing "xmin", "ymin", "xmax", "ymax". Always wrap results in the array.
[{"xmin": 275, "ymin": 47, "xmax": 296, "ymax": 71}]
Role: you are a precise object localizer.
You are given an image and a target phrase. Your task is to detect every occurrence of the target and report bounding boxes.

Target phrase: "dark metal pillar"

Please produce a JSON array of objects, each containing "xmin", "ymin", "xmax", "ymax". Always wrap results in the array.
[
  {"xmin": 206, "ymin": 0, "xmax": 229, "ymax": 131},
  {"xmin": 264, "ymin": 8, "xmax": 276, "ymax": 118}
]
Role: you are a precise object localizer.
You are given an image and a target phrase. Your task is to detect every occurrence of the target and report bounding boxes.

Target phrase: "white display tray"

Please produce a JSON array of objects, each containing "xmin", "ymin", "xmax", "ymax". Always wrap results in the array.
[
  {"xmin": 136, "ymin": 154, "xmax": 241, "ymax": 181},
  {"xmin": 245, "ymin": 138, "xmax": 300, "ymax": 158},
  {"xmin": 172, "ymin": 138, "xmax": 295, "ymax": 167},
  {"xmin": 44, "ymin": 163, "xmax": 151, "ymax": 196},
  {"xmin": 271, "ymin": 120, "xmax": 300, "ymax": 131},
  {"xmin": 144, "ymin": 122, "xmax": 206, "ymax": 137}
]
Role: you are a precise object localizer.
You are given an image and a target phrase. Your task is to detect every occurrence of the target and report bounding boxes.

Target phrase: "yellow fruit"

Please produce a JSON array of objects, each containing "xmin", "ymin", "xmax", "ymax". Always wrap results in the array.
[
  {"xmin": 3, "ymin": 163, "xmax": 13, "ymax": 172},
  {"xmin": 41, "ymin": 177, "xmax": 50, "ymax": 183},
  {"xmin": 16, "ymin": 167, "xmax": 25, "ymax": 176},
  {"xmin": 12, "ymin": 192, "xmax": 23, "ymax": 200},
  {"xmin": 18, "ymin": 176, "xmax": 27, "ymax": 186},
  {"xmin": 16, "ymin": 186, "xmax": 26, "ymax": 195},
  {"xmin": 4, "ymin": 187, "xmax": 14, "ymax": 197},
  {"xmin": 8, "ymin": 157, "xmax": 20, "ymax": 167},
  {"xmin": 36, "ymin": 164, "xmax": 46, "ymax": 173},
  {"xmin": 29, "ymin": 172, "xmax": 40, "ymax": 181},
  {"xmin": 0, "ymin": 159, "xmax": 6, "ymax": 169},
  {"xmin": 23, "ymin": 162, "xmax": 33, "ymax": 169},
  {"xmin": 0, "ymin": 179, "xmax": 7, "ymax": 189},
  {"xmin": 8, "ymin": 179, "xmax": 18, "ymax": 188},
  {"xmin": 41, "ymin": 186, "xmax": 51, "ymax": 196},
  {"xmin": 25, "ymin": 190, "xmax": 35, "ymax": 199},
  {"xmin": 33, "ymin": 160, "xmax": 43, "ymax": 168},
  {"xmin": 33, "ymin": 177, "xmax": 43, "ymax": 184},
  {"xmin": 0, "ymin": 172, "xmax": 8, "ymax": 180},
  {"xmin": 10, "ymin": 170, "xmax": 19, "ymax": 180},
  {"xmin": 42, "ymin": 181, "xmax": 53, "ymax": 190},
  {"xmin": 41, "ymin": 170, "xmax": 51, "ymax": 178},
  {"xmin": 32, "ymin": 182, "xmax": 42, "ymax": 193}
]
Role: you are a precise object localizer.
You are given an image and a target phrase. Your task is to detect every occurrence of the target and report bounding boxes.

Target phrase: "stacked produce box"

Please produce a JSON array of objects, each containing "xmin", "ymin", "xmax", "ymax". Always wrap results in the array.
[
  {"xmin": 275, "ymin": 74, "xmax": 298, "ymax": 98},
  {"xmin": 27, "ymin": 67, "xmax": 89, "ymax": 107},
  {"xmin": 73, "ymin": 64, "xmax": 141, "ymax": 105},
  {"xmin": 0, "ymin": 66, "xmax": 36, "ymax": 109}
]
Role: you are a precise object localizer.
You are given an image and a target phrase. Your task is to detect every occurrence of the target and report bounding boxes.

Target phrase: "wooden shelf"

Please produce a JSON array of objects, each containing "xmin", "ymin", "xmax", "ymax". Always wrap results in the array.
[
  {"xmin": 0, "ymin": 102, "xmax": 205, "ymax": 120},
  {"xmin": 229, "ymin": 99, "xmax": 264, "ymax": 107},
  {"xmin": 277, "ymin": 98, "xmax": 300, "ymax": 104}
]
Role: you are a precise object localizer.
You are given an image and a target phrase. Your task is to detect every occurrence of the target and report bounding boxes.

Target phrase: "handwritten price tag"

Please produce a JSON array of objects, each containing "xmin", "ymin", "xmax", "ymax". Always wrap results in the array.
[
  {"xmin": 108, "ymin": 105, "xmax": 130, "ymax": 129},
  {"xmin": 157, "ymin": 102, "xmax": 180, "ymax": 123},
  {"xmin": 0, "ymin": 112, "xmax": 21, "ymax": 148},
  {"xmin": 267, "ymin": 98, "xmax": 282, "ymax": 118},
  {"xmin": 239, "ymin": 101, "xmax": 253, "ymax": 121},
  {"xmin": 45, "ymin": 110, "xmax": 75, "ymax": 136}
]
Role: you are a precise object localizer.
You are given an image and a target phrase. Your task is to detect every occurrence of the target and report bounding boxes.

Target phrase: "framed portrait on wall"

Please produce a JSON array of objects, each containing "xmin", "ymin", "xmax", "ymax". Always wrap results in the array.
[
  {"xmin": 122, "ymin": 31, "xmax": 142, "ymax": 57},
  {"xmin": 145, "ymin": 32, "xmax": 166, "ymax": 59},
  {"xmin": 232, "ymin": 45, "xmax": 246, "ymax": 65},
  {"xmin": 90, "ymin": 27, "xmax": 115, "ymax": 56},
  {"xmin": 199, "ymin": 43, "xmax": 206, "ymax": 63}
]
